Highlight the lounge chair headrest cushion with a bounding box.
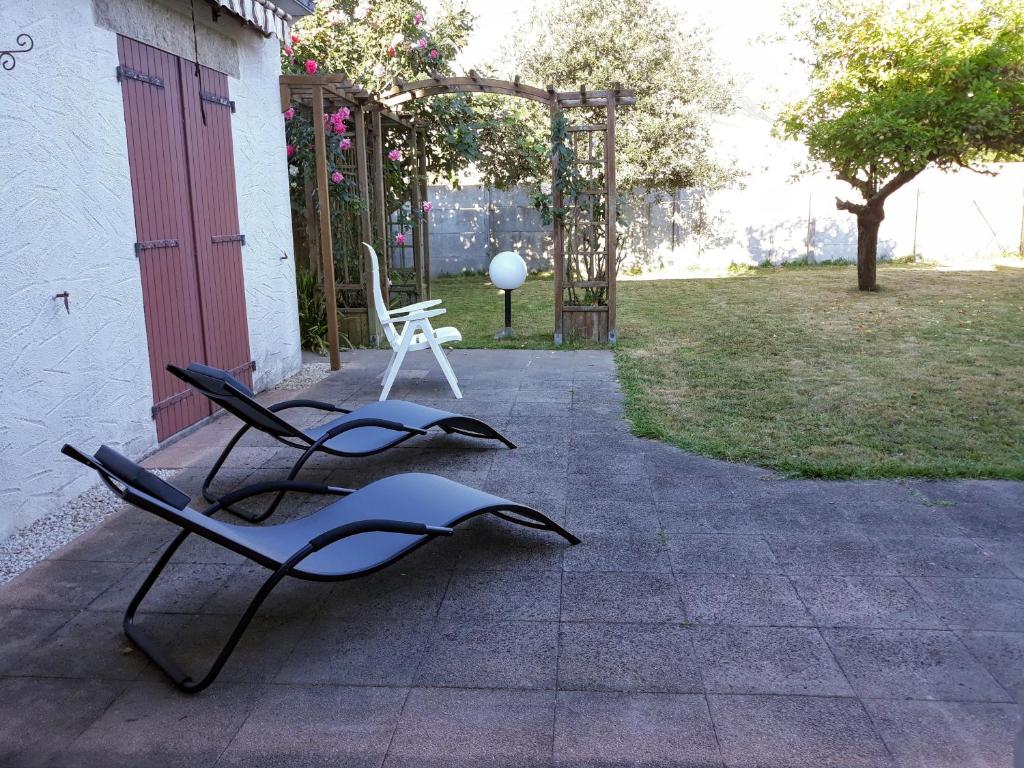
[186,363,253,398]
[95,446,191,510]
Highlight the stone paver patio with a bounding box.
[0,350,1021,767]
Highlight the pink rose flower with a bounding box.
[337,107,351,121]
[428,48,439,59]
[331,171,344,184]
[417,37,427,49]
[422,201,433,213]
[283,107,295,120]
[339,137,353,151]
[414,11,424,25]
[395,233,407,246]
[304,59,318,75]
[286,144,295,157]
[387,148,402,162]
[291,34,299,44]
[283,45,293,56]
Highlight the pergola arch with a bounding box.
[382,72,636,345]
[380,73,636,111]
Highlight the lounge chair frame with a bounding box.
[168,364,515,523]
[63,444,579,694]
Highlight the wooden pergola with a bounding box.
[281,71,635,363]
[280,74,431,369]
[381,74,636,345]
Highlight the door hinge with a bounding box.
[200,90,235,113]
[227,360,256,377]
[151,389,193,418]
[211,233,245,245]
[116,65,164,88]
[135,239,179,256]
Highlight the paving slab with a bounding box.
[554,691,721,768]
[709,694,895,768]
[677,574,813,626]
[557,621,702,693]
[822,628,1011,702]
[791,576,945,629]
[693,626,853,696]
[383,687,555,768]
[864,699,1021,768]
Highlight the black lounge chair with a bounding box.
[62,443,579,693]
[167,363,515,522]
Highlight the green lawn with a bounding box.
[435,264,1024,479]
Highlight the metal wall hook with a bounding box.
[54,291,70,313]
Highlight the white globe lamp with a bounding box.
[488,251,528,339]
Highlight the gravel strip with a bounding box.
[0,469,176,584]
[274,361,332,391]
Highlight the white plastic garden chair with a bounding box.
[364,243,463,401]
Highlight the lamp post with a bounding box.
[488,251,527,339]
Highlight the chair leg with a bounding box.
[427,334,462,399]
[381,346,398,384]
[123,531,294,693]
[381,324,414,401]
[224,445,321,524]
[201,423,252,507]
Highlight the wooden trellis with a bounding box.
[279,74,431,369]
[381,74,634,345]
[282,71,634,363]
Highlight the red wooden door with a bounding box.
[118,37,253,440]
[180,62,253,391]
[118,37,210,439]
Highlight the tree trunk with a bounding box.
[855,205,885,291]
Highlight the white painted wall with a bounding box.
[0,0,300,538]
[228,16,302,390]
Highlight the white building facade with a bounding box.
[0,0,308,536]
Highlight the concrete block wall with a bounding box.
[425,168,1024,276]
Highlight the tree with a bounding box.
[487,0,737,194]
[286,0,483,183]
[777,0,1024,290]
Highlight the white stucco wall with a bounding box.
[0,0,300,538]
[228,24,302,391]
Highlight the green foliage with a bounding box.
[501,0,738,193]
[287,0,481,184]
[435,265,1024,479]
[295,266,330,355]
[778,0,1024,202]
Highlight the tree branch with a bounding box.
[954,156,998,177]
[873,169,920,203]
[835,170,871,197]
[835,197,865,214]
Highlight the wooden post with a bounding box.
[551,98,564,345]
[605,94,617,345]
[417,127,431,299]
[353,105,382,345]
[371,109,390,312]
[312,83,341,370]
[408,123,424,302]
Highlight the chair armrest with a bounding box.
[201,481,353,515]
[388,307,447,324]
[269,399,351,414]
[307,519,454,552]
[388,299,442,315]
